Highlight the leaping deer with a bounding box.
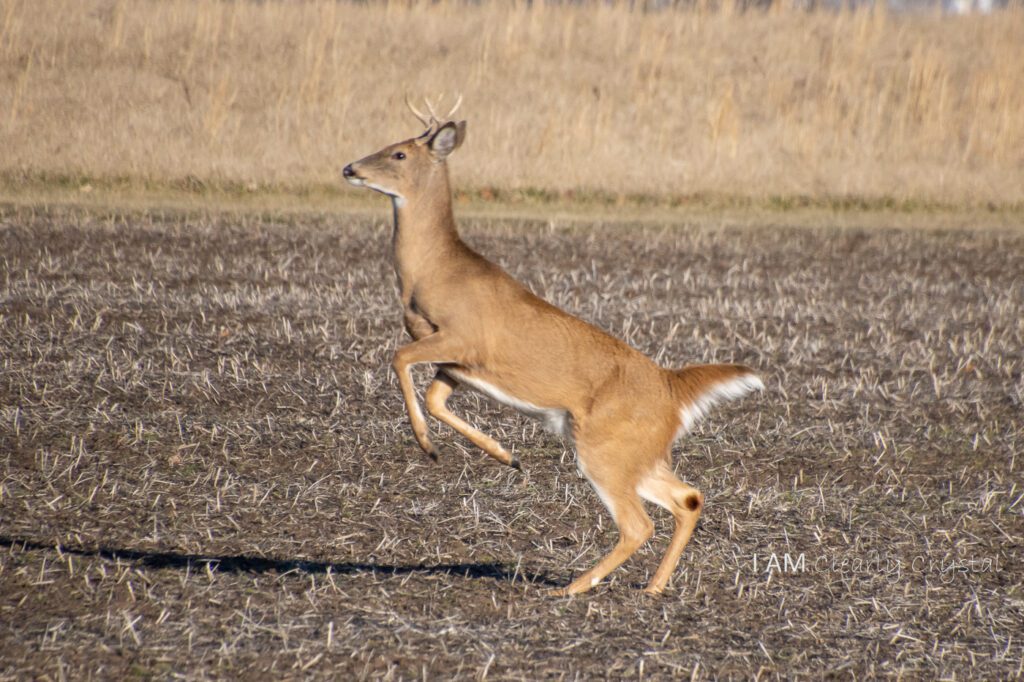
[342,96,763,595]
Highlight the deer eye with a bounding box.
[392,151,406,160]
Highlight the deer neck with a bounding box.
[391,163,460,293]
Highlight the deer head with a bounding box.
[343,95,466,205]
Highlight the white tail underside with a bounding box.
[679,373,764,435]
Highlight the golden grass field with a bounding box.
[1,0,1022,207]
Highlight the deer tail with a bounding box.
[672,363,764,434]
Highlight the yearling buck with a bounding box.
[343,96,763,595]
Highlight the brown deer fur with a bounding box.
[343,116,763,595]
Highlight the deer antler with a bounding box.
[428,93,463,121]
[423,95,441,123]
[445,93,463,119]
[406,93,463,141]
[405,95,432,129]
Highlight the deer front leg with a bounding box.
[391,332,466,461]
[425,371,520,469]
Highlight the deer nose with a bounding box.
[342,165,355,178]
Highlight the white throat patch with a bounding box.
[346,175,404,205]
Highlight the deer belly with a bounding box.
[447,369,571,438]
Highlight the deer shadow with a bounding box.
[0,535,562,587]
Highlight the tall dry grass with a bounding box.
[1,0,1022,205]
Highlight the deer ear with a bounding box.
[429,121,466,160]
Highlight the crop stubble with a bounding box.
[0,205,1022,678]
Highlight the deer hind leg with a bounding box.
[636,464,704,594]
[391,332,468,461]
[557,457,655,595]
[424,371,519,469]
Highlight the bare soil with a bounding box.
[1,205,1022,679]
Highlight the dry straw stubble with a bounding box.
[1,207,1022,677]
